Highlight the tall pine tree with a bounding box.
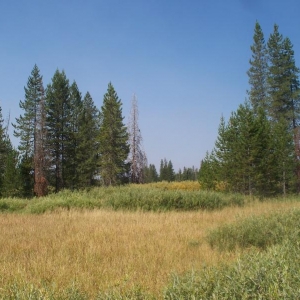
[45,69,70,192]
[13,64,45,196]
[247,21,268,113]
[98,83,129,186]
[77,92,100,188]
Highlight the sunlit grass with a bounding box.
[1,199,300,298]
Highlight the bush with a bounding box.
[164,238,300,299]
[207,208,300,251]
[0,199,28,212]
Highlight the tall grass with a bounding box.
[1,201,300,298]
[0,184,246,214]
[207,208,300,251]
[165,207,300,299]
[164,239,300,299]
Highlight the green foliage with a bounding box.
[0,199,27,212]
[2,148,21,198]
[143,164,158,183]
[45,69,71,192]
[98,83,129,186]
[76,92,100,188]
[0,185,245,214]
[64,81,83,190]
[13,64,44,158]
[159,158,175,182]
[103,187,244,211]
[0,280,153,299]
[267,24,300,126]
[247,21,268,113]
[164,239,300,299]
[202,104,282,195]
[207,208,300,251]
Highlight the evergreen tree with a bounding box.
[167,160,175,182]
[98,83,129,186]
[209,103,277,195]
[34,93,48,197]
[271,118,296,195]
[159,158,168,181]
[198,151,219,190]
[2,147,21,198]
[13,64,44,196]
[267,24,300,126]
[45,69,70,192]
[77,92,100,188]
[144,164,158,183]
[64,81,82,189]
[247,21,268,113]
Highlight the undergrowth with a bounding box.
[207,208,300,251]
[0,185,245,214]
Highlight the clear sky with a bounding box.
[1,0,300,171]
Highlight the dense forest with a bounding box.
[199,22,300,196]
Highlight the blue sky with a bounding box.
[1,0,300,171]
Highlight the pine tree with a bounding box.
[247,21,268,113]
[64,81,82,189]
[198,151,219,190]
[2,147,21,198]
[271,118,296,195]
[267,24,300,126]
[45,69,70,192]
[34,93,48,197]
[211,103,277,195]
[13,64,44,196]
[77,92,100,188]
[167,160,175,182]
[128,94,147,183]
[98,83,129,186]
[144,164,158,183]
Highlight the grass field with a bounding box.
[1,184,300,299]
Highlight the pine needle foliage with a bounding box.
[98,83,129,186]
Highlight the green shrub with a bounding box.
[207,208,300,251]
[0,199,28,213]
[164,238,300,299]
[0,185,246,214]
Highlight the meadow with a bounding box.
[0,182,300,299]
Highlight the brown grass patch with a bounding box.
[0,200,300,297]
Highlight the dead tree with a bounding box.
[128,94,147,183]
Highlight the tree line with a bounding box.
[0,66,198,198]
[199,22,300,196]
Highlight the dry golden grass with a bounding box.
[1,200,300,297]
[144,180,201,191]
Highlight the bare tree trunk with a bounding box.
[128,94,147,183]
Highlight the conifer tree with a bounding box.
[45,69,70,192]
[13,64,44,196]
[64,81,82,189]
[77,92,100,188]
[34,93,48,197]
[198,151,219,190]
[267,24,300,126]
[128,94,147,183]
[98,83,129,186]
[144,164,158,183]
[247,21,268,113]
[2,147,21,197]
